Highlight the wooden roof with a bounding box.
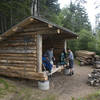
[0,16,78,40]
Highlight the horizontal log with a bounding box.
[0,56,37,61]
[25,75,48,81]
[0,45,36,48]
[14,28,57,35]
[23,23,47,29]
[14,32,37,35]
[0,68,46,78]
[1,38,36,44]
[0,59,37,64]
[0,42,36,47]
[6,38,36,42]
[0,71,47,80]
[0,44,36,48]
[0,47,37,50]
[76,51,95,57]
[18,27,52,33]
[14,32,37,36]
[0,49,36,54]
[8,34,36,39]
[0,71,25,78]
[2,39,36,44]
[0,66,36,72]
[0,63,37,68]
[0,53,37,57]
[0,62,37,66]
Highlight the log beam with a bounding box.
[37,34,42,73]
[64,40,67,52]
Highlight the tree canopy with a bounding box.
[0,0,60,33]
[0,0,100,54]
[56,2,91,32]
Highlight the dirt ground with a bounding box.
[0,62,99,100]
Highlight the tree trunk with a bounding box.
[1,15,4,33]
[31,0,34,16]
[10,8,13,26]
[34,0,38,16]
[31,0,38,16]
[4,16,7,31]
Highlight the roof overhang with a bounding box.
[0,16,78,41]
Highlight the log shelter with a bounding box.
[0,16,77,81]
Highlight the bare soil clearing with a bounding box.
[0,63,99,100]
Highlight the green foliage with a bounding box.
[39,0,60,14]
[0,0,32,33]
[56,2,98,53]
[57,2,91,32]
[78,29,96,50]
[0,78,9,90]
[95,30,100,55]
[0,0,60,33]
[72,97,75,100]
[43,95,56,100]
[68,29,97,53]
[0,78,16,98]
[39,0,60,23]
[75,91,100,100]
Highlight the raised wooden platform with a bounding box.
[47,65,64,76]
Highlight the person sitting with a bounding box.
[42,56,53,73]
[44,48,55,66]
[58,49,67,67]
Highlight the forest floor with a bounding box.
[0,62,99,100]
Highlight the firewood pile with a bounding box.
[94,55,100,69]
[95,55,100,61]
[87,55,100,86]
[87,69,100,86]
[76,50,96,66]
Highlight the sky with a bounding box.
[58,0,100,29]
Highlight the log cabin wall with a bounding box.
[0,32,38,79]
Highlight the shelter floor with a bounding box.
[0,62,99,100]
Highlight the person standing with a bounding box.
[59,49,67,66]
[67,48,74,75]
[44,48,55,66]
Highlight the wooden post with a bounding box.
[37,34,42,73]
[64,40,67,52]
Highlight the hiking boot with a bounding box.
[68,72,72,76]
[72,71,74,75]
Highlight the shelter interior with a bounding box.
[42,34,66,65]
[42,33,68,75]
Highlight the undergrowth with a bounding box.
[72,91,100,100]
[0,78,16,98]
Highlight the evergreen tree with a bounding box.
[0,0,60,33]
[0,0,32,34]
[57,2,91,32]
[39,0,60,22]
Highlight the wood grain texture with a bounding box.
[36,34,42,73]
[0,31,39,80]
